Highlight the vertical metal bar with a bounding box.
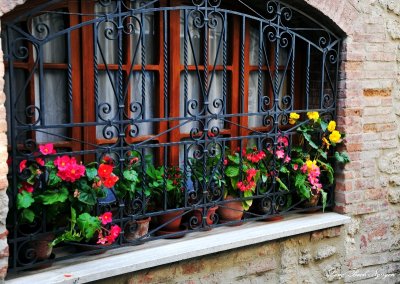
[38,44,45,126]
[305,43,310,110]
[290,35,295,111]
[222,11,227,117]
[67,31,73,122]
[320,50,326,110]
[257,21,262,113]
[183,9,188,117]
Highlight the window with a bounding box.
[3,0,341,272]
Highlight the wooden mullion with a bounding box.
[81,0,96,160]
[168,10,181,166]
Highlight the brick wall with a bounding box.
[0,0,400,282]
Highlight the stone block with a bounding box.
[314,246,337,261]
[322,263,342,282]
[299,249,312,265]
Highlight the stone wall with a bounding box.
[0,0,399,282]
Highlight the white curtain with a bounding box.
[32,11,68,143]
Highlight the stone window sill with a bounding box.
[7,212,350,284]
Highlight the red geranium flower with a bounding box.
[98,164,114,179]
[35,158,45,166]
[54,155,71,171]
[19,160,27,173]
[103,174,119,188]
[18,182,34,193]
[99,212,113,225]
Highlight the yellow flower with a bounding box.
[329,130,341,144]
[289,112,300,125]
[327,121,336,132]
[307,111,319,122]
[322,137,330,149]
[305,160,317,172]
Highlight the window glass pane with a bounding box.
[32,10,68,63]
[209,12,224,65]
[95,3,118,64]
[96,71,118,140]
[129,1,156,65]
[180,11,201,65]
[129,72,156,136]
[34,70,69,142]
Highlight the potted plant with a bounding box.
[220,146,268,223]
[146,164,185,232]
[288,111,350,211]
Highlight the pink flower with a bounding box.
[293,164,298,171]
[276,150,285,159]
[277,136,289,148]
[284,155,291,163]
[39,143,55,155]
[19,160,27,173]
[99,212,113,225]
[54,155,71,170]
[57,161,85,182]
[223,159,228,166]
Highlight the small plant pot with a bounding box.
[157,210,185,231]
[28,233,54,261]
[191,206,219,228]
[217,196,244,225]
[124,217,151,242]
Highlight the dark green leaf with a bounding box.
[318,149,328,160]
[320,120,328,132]
[48,169,62,186]
[295,174,310,199]
[335,151,350,164]
[21,208,35,223]
[321,190,327,212]
[302,132,319,149]
[39,187,69,205]
[17,191,34,209]
[78,190,97,206]
[86,167,97,181]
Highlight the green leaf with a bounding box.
[77,213,101,241]
[227,154,240,165]
[276,177,288,191]
[17,191,34,209]
[320,120,328,132]
[123,169,139,182]
[78,190,97,206]
[51,231,82,247]
[280,166,289,174]
[45,160,56,169]
[21,208,35,223]
[86,167,97,181]
[335,151,350,164]
[295,174,310,199]
[39,187,69,205]
[321,190,327,212]
[225,166,239,177]
[318,160,334,184]
[318,149,328,160]
[48,169,62,186]
[302,132,319,149]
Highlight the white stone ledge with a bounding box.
[7,212,350,284]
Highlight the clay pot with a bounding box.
[158,210,185,231]
[29,233,54,261]
[192,206,219,227]
[217,196,244,223]
[124,217,151,241]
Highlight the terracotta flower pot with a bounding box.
[192,206,219,227]
[158,210,185,231]
[124,217,151,242]
[217,196,244,223]
[29,233,54,261]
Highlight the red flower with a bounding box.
[6,157,12,167]
[98,164,114,179]
[99,212,113,225]
[19,160,27,173]
[246,168,258,182]
[35,158,45,166]
[57,161,85,182]
[107,225,121,243]
[18,182,34,193]
[103,175,119,188]
[39,143,55,155]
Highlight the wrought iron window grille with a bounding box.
[2,0,341,272]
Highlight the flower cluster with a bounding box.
[237,168,258,192]
[300,160,322,194]
[97,212,122,245]
[54,156,86,182]
[98,163,119,188]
